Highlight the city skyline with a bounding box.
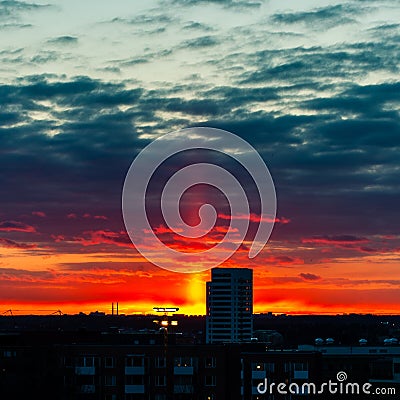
[1,0,400,316]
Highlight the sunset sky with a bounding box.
[1,0,400,316]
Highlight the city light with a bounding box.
[153,307,179,313]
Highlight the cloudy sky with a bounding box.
[1,0,400,315]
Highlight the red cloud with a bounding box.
[0,238,37,249]
[264,255,304,266]
[0,220,36,233]
[94,215,108,220]
[169,236,215,252]
[218,213,290,224]
[302,235,369,246]
[51,234,65,242]
[32,211,46,218]
[150,225,182,235]
[75,230,133,248]
[299,273,322,281]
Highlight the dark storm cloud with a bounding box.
[0,75,148,225]
[0,111,20,125]
[2,0,400,246]
[238,44,397,85]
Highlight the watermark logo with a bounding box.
[336,371,347,382]
[122,127,276,273]
[257,371,396,396]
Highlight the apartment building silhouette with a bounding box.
[206,268,253,344]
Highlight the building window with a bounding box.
[104,395,117,400]
[76,375,95,385]
[156,357,166,368]
[126,375,144,385]
[77,356,99,367]
[174,356,192,367]
[155,395,166,400]
[205,356,216,368]
[2,350,17,358]
[252,362,275,372]
[155,375,166,387]
[284,362,291,373]
[252,362,264,371]
[104,375,116,386]
[105,357,115,368]
[205,375,217,386]
[126,355,144,367]
[125,395,145,400]
[64,356,73,367]
[294,362,308,371]
[174,375,192,386]
[265,363,275,373]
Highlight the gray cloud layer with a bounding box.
[1,0,399,248]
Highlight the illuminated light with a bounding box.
[161,320,169,327]
[171,321,178,326]
[153,307,179,312]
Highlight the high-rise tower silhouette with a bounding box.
[206,267,253,343]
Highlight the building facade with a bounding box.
[206,268,253,344]
[1,330,399,399]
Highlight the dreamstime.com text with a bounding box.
[257,371,396,396]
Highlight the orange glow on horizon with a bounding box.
[1,237,400,316]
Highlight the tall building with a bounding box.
[206,267,253,343]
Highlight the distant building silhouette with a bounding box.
[206,267,253,343]
[1,315,400,399]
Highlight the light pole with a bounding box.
[153,307,179,399]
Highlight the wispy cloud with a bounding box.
[0,220,36,232]
[47,35,78,45]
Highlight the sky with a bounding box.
[1,0,400,316]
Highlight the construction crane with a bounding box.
[1,309,16,328]
[2,309,64,316]
[49,310,63,315]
